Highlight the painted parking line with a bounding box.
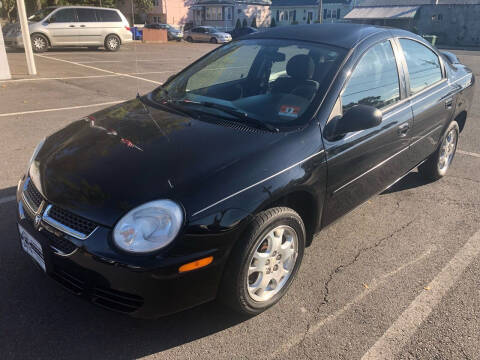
[0,74,120,83]
[0,100,125,118]
[0,195,16,205]
[361,228,480,360]
[35,54,162,85]
[458,149,480,158]
[76,58,187,64]
[265,246,435,359]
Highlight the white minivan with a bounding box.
[4,6,132,52]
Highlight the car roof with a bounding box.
[53,6,120,11]
[249,23,390,49]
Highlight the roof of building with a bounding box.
[271,0,351,6]
[345,6,420,19]
[356,0,480,6]
[248,23,388,48]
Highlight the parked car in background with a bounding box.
[144,23,183,41]
[4,6,132,52]
[228,26,258,39]
[16,24,474,318]
[184,26,232,43]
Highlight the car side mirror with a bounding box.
[47,16,54,23]
[324,104,382,140]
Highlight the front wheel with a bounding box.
[104,34,120,52]
[31,34,48,53]
[418,121,459,181]
[186,36,193,42]
[210,37,218,44]
[220,207,305,315]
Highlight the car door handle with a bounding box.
[398,123,410,136]
[445,98,453,109]
[69,25,76,27]
[80,25,86,28]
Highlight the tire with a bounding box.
[31,34,48,53]
[418,121,459,181]
[104,34,121,52]
[220,207,305,316]
[210,37,218,44]
[186,36,193,42]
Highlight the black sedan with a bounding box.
[17,24,474,318]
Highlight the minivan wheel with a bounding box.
[105,34,120,51]
[419,121,459,181]
[220,207,305,315]
[186,36,193,42]
[210,37,218,44]
[31,34,48,53]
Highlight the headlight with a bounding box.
[27,138,45,171]
[113,200,183,253]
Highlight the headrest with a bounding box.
[286,55,315,80]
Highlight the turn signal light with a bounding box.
[179,256,213,273]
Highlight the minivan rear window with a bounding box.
[77,8,97,22]
[95,9,121,22]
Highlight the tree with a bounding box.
[235,18,241,30]
[242,18,247,28]
[251,16,257,28]
[270,17,276,27]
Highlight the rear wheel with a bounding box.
[31,34,48,53]
[104,34,120,52]
[220,207,305,315]
[418,121,459,181]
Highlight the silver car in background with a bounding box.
[4,6,132,52]
[184,26,232,44]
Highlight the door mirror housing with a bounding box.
[324,104,382,140]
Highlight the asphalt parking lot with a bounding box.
[1,43,479,360]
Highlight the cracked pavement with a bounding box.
[1,45,479,360]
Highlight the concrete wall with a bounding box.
[416,4,480,46]
[0,24,11,80]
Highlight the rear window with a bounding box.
[77,8,97,22]
[95,9,121,22]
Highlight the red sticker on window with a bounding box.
[279,105,301,118]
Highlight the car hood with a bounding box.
[30,98,287,227]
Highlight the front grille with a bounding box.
[43,231,78,255]
[92,287,144,313]
[24,179,43,211]
[51,268,144,313]
[47,206,98,236]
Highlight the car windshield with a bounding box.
[151,39,346,129]
[28,7,56,22]
[207,28,219,33]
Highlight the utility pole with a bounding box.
[17,0,37,75]
[318,0,323,24]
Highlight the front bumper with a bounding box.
[4,34,24,48]
[16,178,231,318]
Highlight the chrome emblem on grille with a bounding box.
[34,215,42,228]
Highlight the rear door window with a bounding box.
[95,9,121,22]
[77,8,97,22]
[399,39,443,94]
[51,9,77,23]
[342,41,400,112]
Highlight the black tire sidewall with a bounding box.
[222,207,305,315]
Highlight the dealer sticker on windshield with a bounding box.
[279,105,301,118]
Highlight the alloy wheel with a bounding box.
[246,225,298,302]
[438,128,457,172]
[32,36,46,52]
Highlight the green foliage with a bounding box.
[251,16,257,28]
[270,17,276,27]
[132,0,153,13]
[242,18,247,28]
[235,18,241,30]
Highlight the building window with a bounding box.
[276,10,279,22]
[153,0,160,7]
[206,7,222,21]
[289,10,295,22]
[225,7,232,20]
[323,9,327,19]
[337,9,341,19]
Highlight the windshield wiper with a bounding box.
[170,99,279,133]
